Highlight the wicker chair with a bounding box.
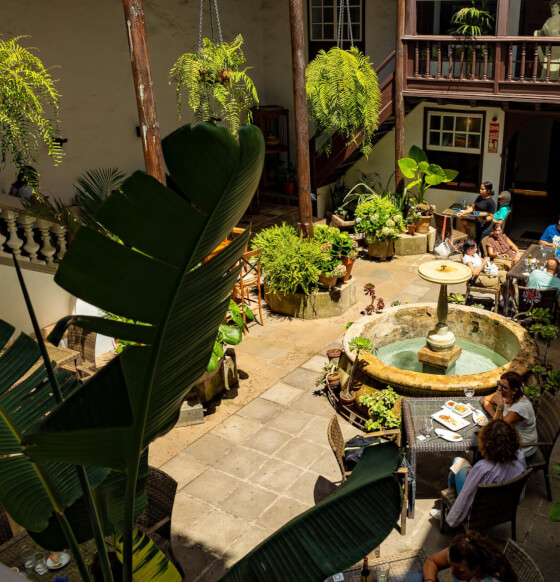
[522,390,560,501]
[137,467,184,578]
[327,415,408,535]
[433,210,468,247]
[61,325,97,379]
[439,469,532,540]
[0,504,13,545]
[503,539,545,582]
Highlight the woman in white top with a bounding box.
[462,239,506,289]
[482,371,537,457]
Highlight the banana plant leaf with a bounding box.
[0,321,109,533]
[218,443,403,582]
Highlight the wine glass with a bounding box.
[420,417,433,438]
[464,386,475,398]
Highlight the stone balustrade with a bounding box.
[0,194,69,271]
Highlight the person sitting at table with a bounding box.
[462,239,506,291]
[539,215,560,247]
[429,420,526,526]
[457,182,496,249]
[485,222,522,271]
[527,257,560,305]
[423,531,518,582]
[482,371,537,458]
[493,190,512,226]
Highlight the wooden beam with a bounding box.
[395,0,406,188]
[123,0,165,184]
[289,0,313,238]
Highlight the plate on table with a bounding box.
[435,428,464,442]
[472,409,489,426]
[47,551,70,570]
[432,409,471,431]
[443,400,472,417]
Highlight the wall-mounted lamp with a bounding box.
[135,126,141,138]
[53,137,68,147]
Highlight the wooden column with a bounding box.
[289,0,313,238]
[123,0,166,184]
[395,0,406,188]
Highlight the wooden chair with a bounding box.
[464,268,502,313]
[0,505,13,545]
[522,390,560,501]
[439,469,533,540]
[504,539,545,582]
[327,415,408,535]
[433,210,468,247]
[137,467,184,578]
[61,325,97,379]
[233,247,263,327]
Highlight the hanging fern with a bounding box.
[169,35,259,136]
[306,46,381,157]
[0,36,62,170]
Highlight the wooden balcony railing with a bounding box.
[403,35,560,103]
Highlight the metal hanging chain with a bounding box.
[337,0,354,49]
[214,0,223,44]
[346,0,354,47]
[198,0,223,53]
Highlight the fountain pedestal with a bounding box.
[418,344,462,370]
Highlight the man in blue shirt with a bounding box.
[493,191,511,225]
[527,258,560,305]
[539,216,560,247]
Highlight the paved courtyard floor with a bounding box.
[149,218,560,581]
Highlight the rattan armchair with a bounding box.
[461,245,502,313]
[503,539,545,582]
[61,325,97,379]
[137,466,184,578]
[327,415,407,535]
[522,390,560,501]
[439,469,532,540]
[0,505,13,545]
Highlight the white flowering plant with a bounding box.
[354,197,405,242]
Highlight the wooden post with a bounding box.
[395,0,406,189]
[123,0,166,184]
[289,0,313,238]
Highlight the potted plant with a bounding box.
[358,386,401,433]
[331,231,358,281]
[354,197,404,261]
[316,362,340,390]
[306,47,381,156]
[319,259,346,289]
[277,162,297,196]
[169,35,259,136]
[405,205,421,235]
[398,146,458,234]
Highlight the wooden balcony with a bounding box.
[403,35,560,105]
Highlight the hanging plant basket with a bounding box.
[306,47,381,157]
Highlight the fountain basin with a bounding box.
[342,304,538,397]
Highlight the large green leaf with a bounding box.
[397,157,417,179]
[219,443,403,582]
[0,321,109,533]
[408,145,428,164]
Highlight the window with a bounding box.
[424,110,485,190]
[308,1,364,60]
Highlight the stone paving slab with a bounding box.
[259,381,304,406]
[236,397,285,423]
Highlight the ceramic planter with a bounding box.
[339,389,355,407]
[319,274,338,289]
[341,256,356,281]
[367,239,395,261]
[416,215,432,234]
[407,224,416,235]
[327,372,340,389]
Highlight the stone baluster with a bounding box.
[0,215,8,257]
[0,209,26,260]
[35,219,57,267]
[51,224,68,261]
[17,214,42,264]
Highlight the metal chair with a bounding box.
[61,325,97,379]
[503,539,545,582]
[137,466,184,578]
[522,390,560,501]
[439,469,533,540]
[0,505,13,545]
[433,210,468,247]
[233,247,263,326]
[327,415,408,535]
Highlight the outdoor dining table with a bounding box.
[504,243,556,313]
[401,396,489,518]
[340,548,428,582]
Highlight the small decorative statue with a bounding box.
[534,0,560,80]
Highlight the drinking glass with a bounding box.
[21,548,33,570]
[420,417,433,438]
[376,564,390,582]
[33,552,47,575]
[464,386,475,398]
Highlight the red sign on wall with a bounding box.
[488,121,500,153]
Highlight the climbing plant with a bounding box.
[169,35,259,136]
[0,36,62,170]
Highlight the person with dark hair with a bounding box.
[482,372,537,457]
[462,238,506,290]
[424,531,518,581]
[486,222,522,271]
[429,420,525,526]
[457,182,496,248]
[539,215,560,248]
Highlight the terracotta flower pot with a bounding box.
[282,181,296,196]
[416,215,432,234]
[407,224,416,235]
[339,389,355,407]
[341,256,356,281]
[319,274,338,289]
[367,240,395,261]
[327,372,340,389]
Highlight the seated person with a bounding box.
[527,257,560,305]
[539,216,560,247]
[462,239,506,290]
[485,222,522,271]
[493,190,512,226]
[429,420,526,527]
[457,182,496,247]
[482,372,537,458]
[424,531,518,582]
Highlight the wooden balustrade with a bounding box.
[0,195,69,271]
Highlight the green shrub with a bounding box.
[313,224,340,245]
[355,197,404,242]
[252,223,298,267]
[359,386,401,432]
